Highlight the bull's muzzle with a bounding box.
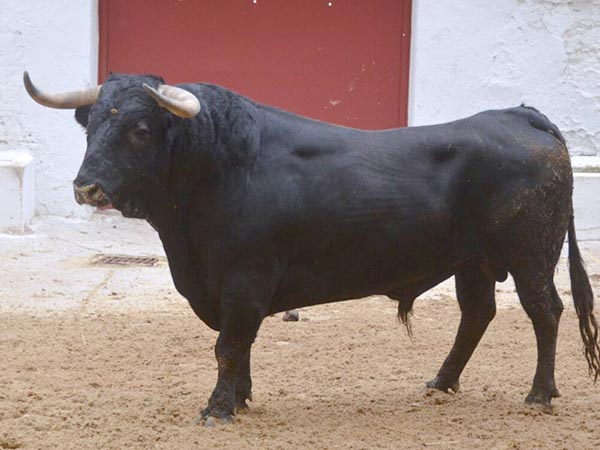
[73,183,112,209]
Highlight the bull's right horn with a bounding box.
[23,71,101,109]
[142,83,201,119]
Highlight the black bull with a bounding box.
[24,72,599,424]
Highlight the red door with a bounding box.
[99,0,411,129]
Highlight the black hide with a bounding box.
[67,73,598,422]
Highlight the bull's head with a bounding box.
[23,72,201,218]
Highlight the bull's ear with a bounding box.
[75,105,92,128]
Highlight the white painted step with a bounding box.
[573,173,600,242]
[0,151,35,233]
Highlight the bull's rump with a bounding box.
[269,107,571,312]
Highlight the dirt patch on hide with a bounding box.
[2,293,600,449]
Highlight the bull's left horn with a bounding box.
[23,71,101,109]
[143,84,201,119]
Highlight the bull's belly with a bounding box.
[270,238,464,313]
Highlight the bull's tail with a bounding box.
[568,213,600,381]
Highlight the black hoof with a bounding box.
[525,391,552,406]
[282,310,300,322]
[193,403,236,426]
[202,415,235,428]
[426,377,460,394]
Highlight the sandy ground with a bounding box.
[1,216,600,449]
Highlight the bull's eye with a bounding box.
[129,122,150,147]
[134,127,149,139]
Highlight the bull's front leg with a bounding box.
[195,268,273,426]
[196,332,255,425]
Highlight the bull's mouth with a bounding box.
[73,183,147,219]
[116,200,147,219]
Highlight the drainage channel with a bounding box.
[90,254,161,267]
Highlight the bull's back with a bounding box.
[269,124,468,310]
[265,106,571,311]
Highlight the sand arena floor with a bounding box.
[1,215,600,449]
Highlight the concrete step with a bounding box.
[0,151,35,233]
[573,173,600,242]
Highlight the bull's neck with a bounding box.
[147,87,263,230]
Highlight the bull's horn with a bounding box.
[143,83,201,119]
[23,71,101,109]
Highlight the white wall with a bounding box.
[1,0,598,218]
[410,0,600,156]
[0,0,98,217]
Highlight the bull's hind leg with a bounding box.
[427,263,496,393]
[512,270,563,405]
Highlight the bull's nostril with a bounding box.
[73,183,111,207]
[76,184,98,195]
[74,183,101,205]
